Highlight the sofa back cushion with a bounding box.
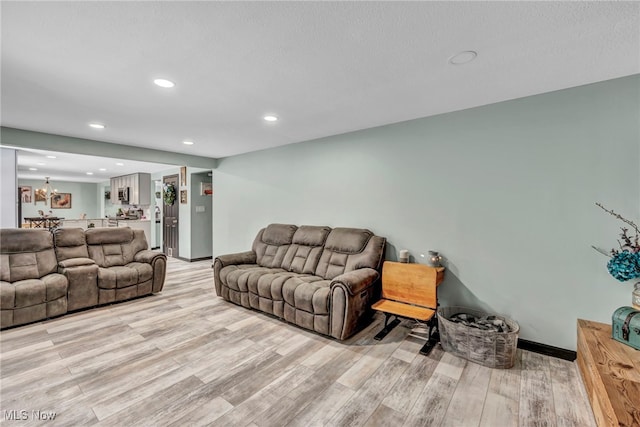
[53,228,89,261]
[0,229,57,282]
[85,227,147,267]
[252,224,297,268]
[281,225,331,274]
[315,228,386,279]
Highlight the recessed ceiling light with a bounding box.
[448,50,477,65]
[182,140,194,145]
[37,162,45,166]
[154,78,175,88]
[99,168,107,171]
[29,167,38,171]
[89,123,105,129]
[116,162,124,166]
[263,115,278,122]
[86,172,94,175]
[46,155,57,159]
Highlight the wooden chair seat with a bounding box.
[372,261,445,355]
[371,299,435,321]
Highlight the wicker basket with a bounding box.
[438,306,519,369]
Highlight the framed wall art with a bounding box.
[51,193,72,209]
[34,189,47,204]
[20,186,32,203]
[180,166,187,187]
[200,182,213,196]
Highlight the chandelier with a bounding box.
[36,177,58,204]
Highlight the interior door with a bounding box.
[162,174,179,257]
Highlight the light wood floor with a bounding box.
[0,257,596,426]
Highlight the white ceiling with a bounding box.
[11,147,173,184]
[2,1,639,163]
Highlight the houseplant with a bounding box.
[595,203,640,309]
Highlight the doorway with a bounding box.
[162,174,179,257]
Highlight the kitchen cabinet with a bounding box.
[110,173,151,206]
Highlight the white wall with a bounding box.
[0,148,18,227]
[212,75,640,350]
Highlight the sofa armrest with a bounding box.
[57,261,99,311]
[58,257,95,268]
[134,250,167,293]
[330,268,379,296]
[134,250,166,265]
[213,251,257,297]
[214,251,257,268]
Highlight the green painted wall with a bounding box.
[212,75,640,350]
[18,178,101,221]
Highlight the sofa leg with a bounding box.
[374,313,400,341]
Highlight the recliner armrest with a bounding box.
[58,257,95,268]
[214,251,257,268]
[134,250,167,264]
[330,268,379,296]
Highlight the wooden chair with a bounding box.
[372,261,445,355]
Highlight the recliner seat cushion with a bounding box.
[97,262,153,289]
[0,273,67,309]
[220,264,286,293]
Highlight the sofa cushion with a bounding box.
[86,227,134,245]
[126,262,153,283]
[262,224,297,245]
[0,229,53,252]
[0,229,58,283]
[97,266,138,289]
[86,228,148,267]
[253,224,297,268]
[315,228,385,280]
[219,264,286,293]
[0,281,14,309]
[5,273,67,309]
[282,276,331,314]
[53,228,89,261]
[324,228,372,253]
[281,226,331,274]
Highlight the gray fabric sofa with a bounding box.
[0,227,166,329]
[213,224,386,340]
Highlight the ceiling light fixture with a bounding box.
[86,172,94,175]
[99,168,107,171]
[154,78,175,88]
[116,162,124,166]
[39,177,58,199]
[46,155,57,159]
[89,123,105,129]
[182,140,194,145]
[29,167,38,171]
[448,50,477,65]
[263,115,278,122]
[37,162,45,166]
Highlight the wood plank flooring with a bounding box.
[0,257,596,426]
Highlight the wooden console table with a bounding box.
[577,319,640,426]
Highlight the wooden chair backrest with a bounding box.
[381,262,441,309]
